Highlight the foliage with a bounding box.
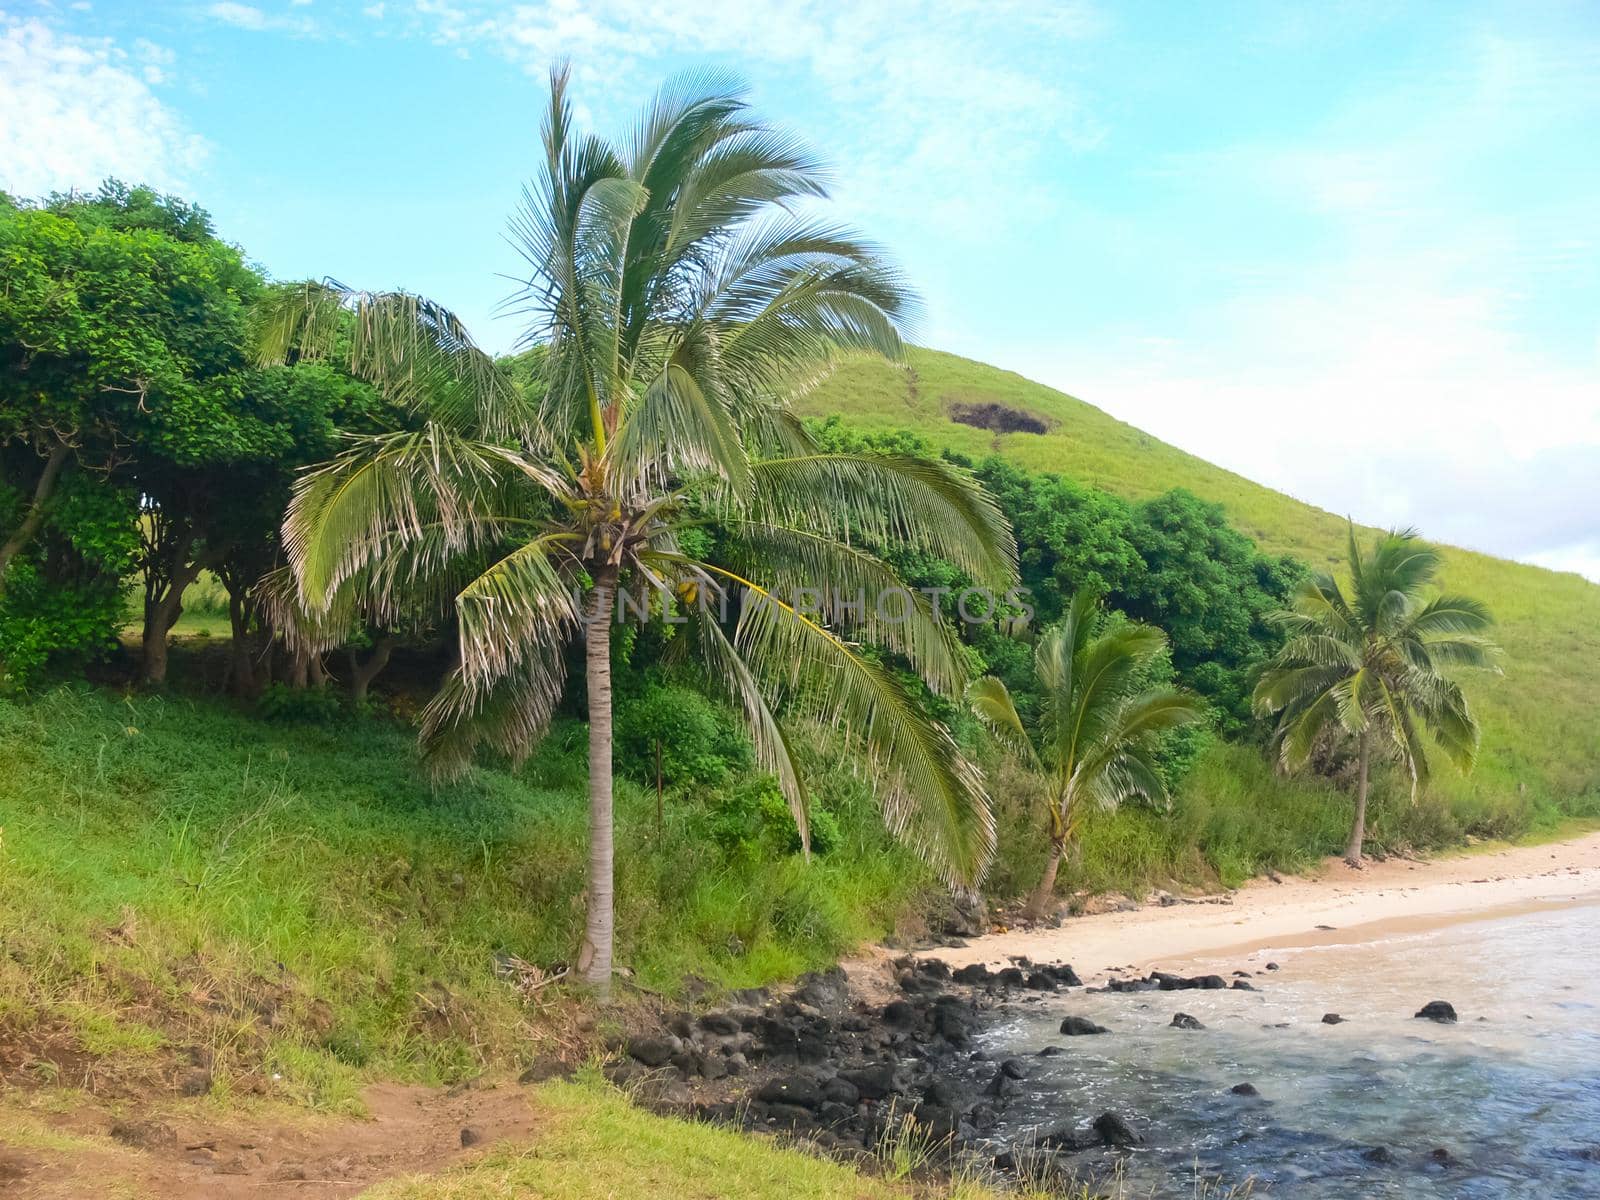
[797,347,1600,822]
[0,687,932,1105]
[614,676,750,787]
[1255,525,1501,863]
[969,590,1205,910]
[265,68,1017,996]
[257,680,347,723]
[0,470,140,685]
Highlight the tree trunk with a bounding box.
[227,588,256,697]
[1029,840,1066,920]
[142,558,201,685]
[579,565,620,999]
[348,634,395,706]
[0,440,71,600]
[1346,730,1371,868]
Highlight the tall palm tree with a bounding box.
[968,590,1202,917]
[1254,525,1499,867]
[259,67,1015,999]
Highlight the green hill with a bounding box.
[797,348,1600,813]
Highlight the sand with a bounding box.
[917,831,1600,982]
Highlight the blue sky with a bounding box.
[3,0,1598,579]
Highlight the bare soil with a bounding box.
[0,1077,539,1199]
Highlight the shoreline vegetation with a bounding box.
[1,72,1596,1200]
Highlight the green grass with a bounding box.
[0,687,932,1108]
[801,349,1600,822]
[360,1073,1002,1200]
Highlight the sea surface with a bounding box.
[977,899,1600,1198]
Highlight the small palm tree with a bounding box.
[968,590,1203,917]
[1254,525,1499,867]
[261,67,1015,998]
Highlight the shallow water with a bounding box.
[979,899,1600,1197]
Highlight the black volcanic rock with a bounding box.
[1059,1015,1109,1036]
[1415,1000,1458,1023]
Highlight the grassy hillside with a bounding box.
[0,688,932,1110]
[799,349,1600,814]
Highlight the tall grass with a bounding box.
[0,687,932,1107]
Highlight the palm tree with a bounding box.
[259,66,1016,999]
[1254,525,1499,867]
[968,590,1203,918]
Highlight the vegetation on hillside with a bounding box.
[1256,526,1500,866]
[261,68,1013,997]
[799,349,1600,831]
[969,589,1204,914]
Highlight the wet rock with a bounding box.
[1059,1015,1109,1036]
[1041,1125,1091,1151]
[841,1063,909,1100]
[952,963,992,984]
[757,1075,824,1109]
[1428,1147,1456,1167]
[995,967,1026,987]
[1232,980,1257,991]
[998,1056,1028,1080]
[626,1036,677,1068]
[924,1077,965,1107]
[1044,963,1084,987]
[881,1000,917,1027]
[1170,1012,1205,1030]
[459,1127,483,1147]
[1037,1045,1065,1057]
[1024,971,1058,990]
[1363,1146,1397,1165]
[1193,974,1228,990]
[1107,976,1157,993]
[1415,1000,1458,1023]
[1321,1013,1345,1025]
[764,1102,816,1128]
[1093,1111,1143,1147]
[820,1076,860,1105]
[1229,1082,1260,1097]
[1265,962,1280,971]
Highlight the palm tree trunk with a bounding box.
[1346,730,1371,868]
[580,564,620,999]
[1029,840,1065,919]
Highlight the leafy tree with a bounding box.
[968,590,1203,916]
[0,186,388,687]
[265,67,1016,998]
[1123,489,1303,734]
[1253,526,1500,866]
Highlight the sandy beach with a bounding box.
[916,830,1600,982]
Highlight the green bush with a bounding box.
[258,682,345,723]
[615,678,749,787]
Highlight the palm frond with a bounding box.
[705,563,994,887]
[745,452,1016,588]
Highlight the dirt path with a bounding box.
[910,831,1600,981]
[0,1078,539,1199]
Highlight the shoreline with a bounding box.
[916,830,1600,982]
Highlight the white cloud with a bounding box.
[0,15,207,198]
[392,1,1103,237]
[205,2,317,34]
[207,2,269,30]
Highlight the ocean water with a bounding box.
[977,900,1600,1198]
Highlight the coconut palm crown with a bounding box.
[258,66,1016,997]
[968,589,1203,916]
[1253,524,1500,866]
